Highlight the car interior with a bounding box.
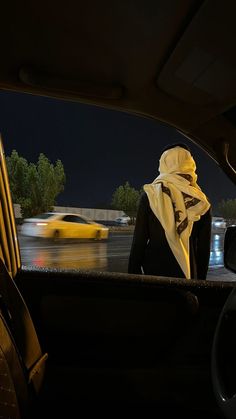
[0,0,236,418]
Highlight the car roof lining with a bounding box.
[0,0,236,180]
[157,1,236,107]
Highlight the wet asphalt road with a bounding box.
[18,230,236,281]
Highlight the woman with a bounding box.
[128,143,212,279]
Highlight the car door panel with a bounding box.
[16,266,233,413]
[73,221,93,239]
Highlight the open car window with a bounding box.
[1,91,236,282]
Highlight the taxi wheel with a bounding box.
[53,230,60,240]
[95,230,101,240]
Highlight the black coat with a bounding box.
[128,192,212,279]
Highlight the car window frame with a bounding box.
[0,134,21,278]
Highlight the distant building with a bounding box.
[53,206,125,222]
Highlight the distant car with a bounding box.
[212,217,226,229]
[114,215,131,225]
[21,212,109,240]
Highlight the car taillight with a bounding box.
[36,222,48,226]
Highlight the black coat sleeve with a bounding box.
[194,207,212,279]
[128,193,149,274]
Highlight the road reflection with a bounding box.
[26,241,108,270]
[210,232,225,267]
[19,231,225,272]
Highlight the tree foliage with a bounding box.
[217,199,236,224]
[6,150,66,218]
[111,181,141,222]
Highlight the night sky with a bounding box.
[0,90,235,212]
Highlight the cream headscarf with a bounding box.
[143,146,210,279]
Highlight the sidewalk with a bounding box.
[207,266,236,282]
[109,225,135,233]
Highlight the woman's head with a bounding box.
[159,144,197,185]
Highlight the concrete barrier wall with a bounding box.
[53,206,125,221]
[13,204,125,221]
[13,204,22,219]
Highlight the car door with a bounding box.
[62,214,95,238]
[0,134,234,416]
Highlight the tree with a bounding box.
[111,181,141,223]
[217,199,236,225]
[6,150,66,218]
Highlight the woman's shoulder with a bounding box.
[140,191,149,204]
[138,192,152,215]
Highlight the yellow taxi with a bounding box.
[21,212,109,240]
